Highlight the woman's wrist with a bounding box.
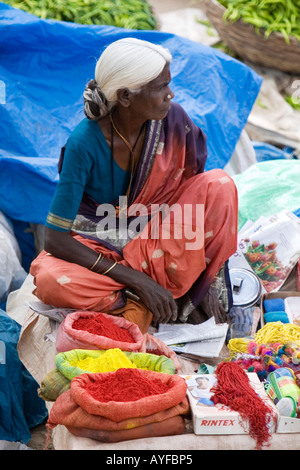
[105,261,143,290]
[91,255,118,275]
[88,251,147,295]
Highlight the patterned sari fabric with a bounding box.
[30,103,238,329]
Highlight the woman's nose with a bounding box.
[166,86,175,100]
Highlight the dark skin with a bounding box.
[44,63,177,325]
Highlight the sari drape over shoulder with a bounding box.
[30,102,238,327]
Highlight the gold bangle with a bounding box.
[102,261,117,275]
[90,253,103,271]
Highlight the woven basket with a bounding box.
[204,0,300,74]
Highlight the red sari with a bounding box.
[30,103,238,331]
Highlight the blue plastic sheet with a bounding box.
[0,309,48,444]
[253,141,295,162]
[0,2,262,224]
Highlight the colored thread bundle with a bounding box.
[227,323,300,380]
[211,362,274,449]
[264,312,289,323]
[228,322,300,357]
[263,298,285,312]
[229,342,300,380]
[255,322,300,345]
[263,298,289,324]
[69,348,137,373]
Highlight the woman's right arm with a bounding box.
[44,226,177,324]
[44,226,100,268]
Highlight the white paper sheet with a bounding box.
[154,317,228,358]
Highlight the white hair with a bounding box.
[83,37,172,120]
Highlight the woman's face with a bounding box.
[128,62,175,121]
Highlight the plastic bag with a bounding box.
[0,310,48,443]
[0,212,27,303]
[233,160,300,231]
[265,367,300,418]
[56,311,144,353]
[0,3,261,224]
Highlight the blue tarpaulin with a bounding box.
[0,2,262,225]
[0,309,48,443]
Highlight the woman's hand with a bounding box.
[44,227,177,325]
[130,271,178,325]
[111,264,177,325]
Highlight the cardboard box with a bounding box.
[182,373,277,435]
[260,291,300,326]
[276,415,300,433]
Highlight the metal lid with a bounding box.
[229,268,261,307]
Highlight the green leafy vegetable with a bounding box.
[218,0,300,44]
[3,0,157,30]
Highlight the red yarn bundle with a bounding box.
[210,362,273,449]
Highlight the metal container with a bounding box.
[229,267,261,308]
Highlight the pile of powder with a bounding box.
[85,368,170,402]
[69,348,137,373]
[72,314,135,343]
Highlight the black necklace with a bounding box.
[110,114,145,200]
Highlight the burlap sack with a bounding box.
[55,348,176,381]
[65,416,185,442]
[38,368,70,401]
[70,369,187,422]
[47,389,190,431]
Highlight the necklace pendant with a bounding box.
[115,204,127,218]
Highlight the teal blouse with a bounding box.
[45,118,130,231]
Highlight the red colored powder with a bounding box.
[85,368,170,402]
[210,362,273,450]
[72,314,134,343]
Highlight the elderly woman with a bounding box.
[30,38,238,333]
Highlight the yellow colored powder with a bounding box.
[70,348,137,373]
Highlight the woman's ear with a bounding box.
[117,88,131,108]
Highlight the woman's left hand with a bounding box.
[108,264,178,324]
